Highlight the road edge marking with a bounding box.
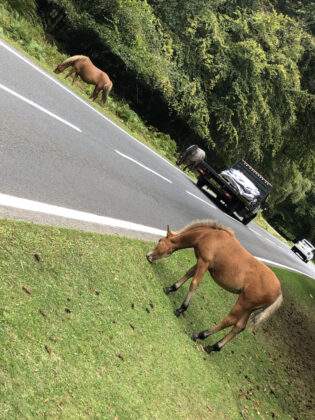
[255,257,313,279]
[0,193,165,236]
[0,192,313,279]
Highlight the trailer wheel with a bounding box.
[196,177,206,189]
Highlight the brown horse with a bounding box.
[146,220,282,353]
[54,55,113,103]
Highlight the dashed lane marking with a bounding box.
[185,191,216,208]
[115,150,172,183]
[0,82,81,132]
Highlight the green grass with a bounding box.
[0,219,314,419]
[254,213,293,247]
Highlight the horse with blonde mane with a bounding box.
[146,220,282,353]
[54,55,113,103]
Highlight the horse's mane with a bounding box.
[61,55,88,65]
[178,219,235,237]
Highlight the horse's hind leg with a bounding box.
[192,311,238,341]
[164,264,197,295]
[102,84,112,103]
[192,294,251,343]
[90,86,101,101]
[204,311,251,353]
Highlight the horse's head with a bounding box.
[54,64,66,74]
[146,226,176,263]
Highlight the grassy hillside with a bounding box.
[0,219,314,418]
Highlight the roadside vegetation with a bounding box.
[0,1,178,164]
[1,0,308,247]
[0,219,314,418]
[5,0,313,244]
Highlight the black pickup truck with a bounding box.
[177,146,272,225]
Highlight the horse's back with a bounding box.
[206,230,281,299]
[63,55,88,65]
[229,239,281,301]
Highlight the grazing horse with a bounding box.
[54,55,113,103]
[146,220,282,353]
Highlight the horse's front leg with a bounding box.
[72,72,78,84]
[164,264,197,295]
[65,67,75,79]
[175,259,209,317]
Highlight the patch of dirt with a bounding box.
[262,294,315,418]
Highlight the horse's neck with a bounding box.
[172,228,220,252]
[63,61,73,69]
[172,230,199,250]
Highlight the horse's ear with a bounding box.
[166,225,175,237]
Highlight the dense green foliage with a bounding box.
[3,0,315,241]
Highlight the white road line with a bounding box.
[249,227,284,250]
[262,235,279,245]
[251,231,274,245]
[115,150,172,183]
[185,191,216,208]
[255,257,313,278]
[0,193,165,236]
[186,191,251,225]
[0,192,313,279]
[0,40,184,172]
[249,227,263,238]
[0,82,81,132]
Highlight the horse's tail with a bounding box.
[248,293,283,331]
[60,55,87,65]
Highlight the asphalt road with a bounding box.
[0,39,314,279]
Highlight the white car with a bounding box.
[291,239,315,263]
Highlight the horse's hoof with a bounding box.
[204,343,221,353]
[174,308,181,317]
[164,285,176,295]
[192,332,207,341]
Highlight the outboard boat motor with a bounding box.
[176,145,206,170]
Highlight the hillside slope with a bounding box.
[0,220,314,418]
